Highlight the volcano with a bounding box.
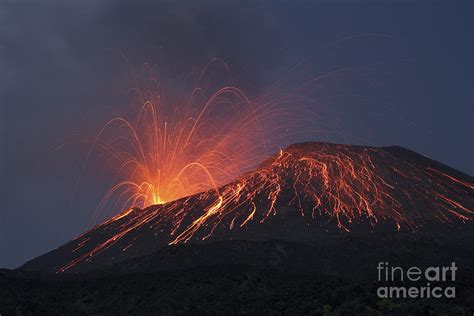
[21,142,474,273]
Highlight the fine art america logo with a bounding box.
[377,262,457,299]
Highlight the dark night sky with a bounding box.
[1,1,472,268]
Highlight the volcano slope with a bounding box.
[3,142,474,315]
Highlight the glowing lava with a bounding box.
[57,142,474,272]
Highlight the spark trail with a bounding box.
[82,60,309,224]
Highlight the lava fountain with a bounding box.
[82,60,309,223]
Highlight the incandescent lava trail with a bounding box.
[22,142,474,273]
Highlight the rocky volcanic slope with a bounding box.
[2,142,474,315]
[21,142,474,273]
[3,235,474,315]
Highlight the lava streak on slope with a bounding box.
[50,142,474,273]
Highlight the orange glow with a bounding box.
[85,60,296,223]
[58,62,473,273]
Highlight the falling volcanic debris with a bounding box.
[22,142,474,273]
[76,61,317,226]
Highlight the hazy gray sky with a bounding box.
[1,1,472,268]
